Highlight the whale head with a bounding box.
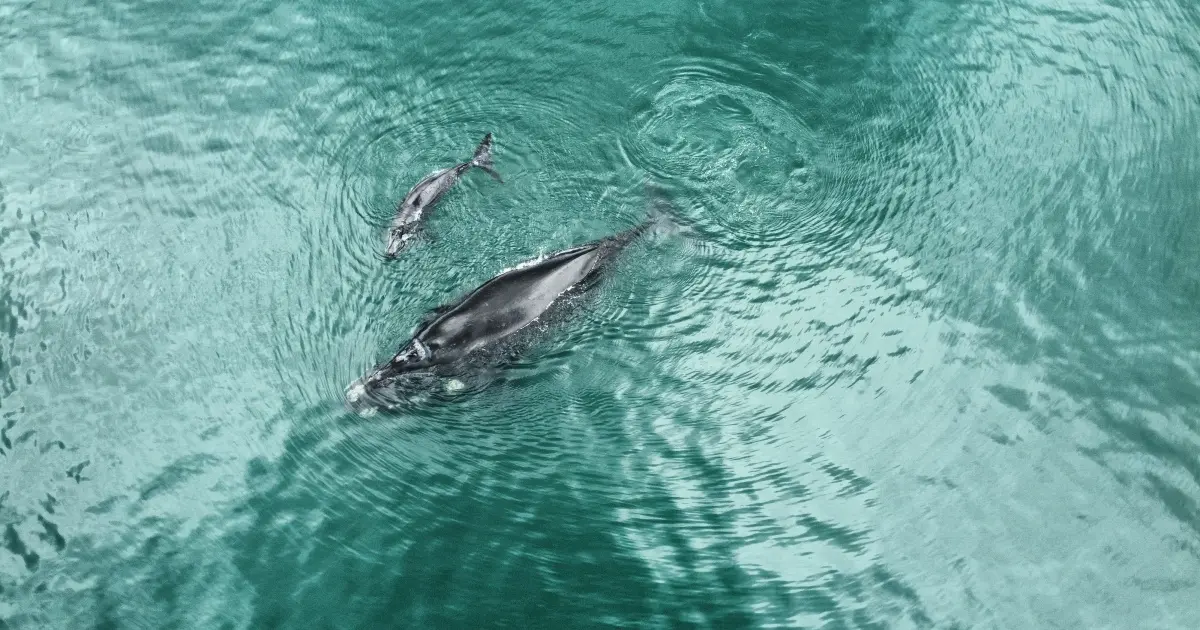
[383,227,419,258]
[344,338,438,414]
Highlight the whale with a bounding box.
[345,190,674,413]
[384,133,502,258]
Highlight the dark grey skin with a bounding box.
[346,211,664,414]
[384,133,502,258]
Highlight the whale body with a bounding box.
[346,214,659,413]
[384,133,502,258]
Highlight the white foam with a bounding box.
[498,252,549,274]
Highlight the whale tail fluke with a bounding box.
[641,180,688,238]
[471,133,503,183]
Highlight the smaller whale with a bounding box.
[346,186,678,414]
[384,133,502,258]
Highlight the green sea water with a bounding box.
[2,0,1199,627]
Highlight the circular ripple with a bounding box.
[618,57,861,252]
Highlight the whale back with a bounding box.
[413,242,606,361]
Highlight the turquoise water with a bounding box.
[2,0,1199,626]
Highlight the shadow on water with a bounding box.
[223,401,774,628]
[222,385,930,629]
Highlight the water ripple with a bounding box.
[4,0,1200,627]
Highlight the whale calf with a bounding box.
[384,133,502,258]
[346,193,673,413]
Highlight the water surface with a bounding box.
[1,0,1198,627]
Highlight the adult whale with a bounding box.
[345,190,675,413]
[383,133,502,258]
